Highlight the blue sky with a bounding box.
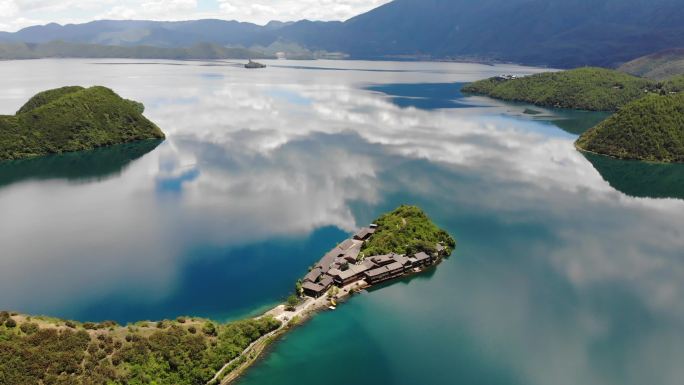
[0,0,391,32]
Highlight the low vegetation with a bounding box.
[0,41,273,61]
[0,311,281,385]
[361,205,455,257]
[462,67,657,111]
[618,48,684,81]
[664,75,684,93]
[576,93,684,162]
[0,86,165,161]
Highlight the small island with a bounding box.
[0,86,165,161]
[0,205,455,385]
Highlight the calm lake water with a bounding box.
[1,59,683,385]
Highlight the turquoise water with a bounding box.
[0,59,683,385]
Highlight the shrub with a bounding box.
[5,318,17,328]
[83,322,97,330]
[202,322,217,337]
[19,322,39,335]
[285,295,300,311]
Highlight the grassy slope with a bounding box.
[576,93,684,162]
[0,311,280,385]
[361,205,456,257]
[462,67,655,111]
[0,86,165,161]
[618,48,684,80]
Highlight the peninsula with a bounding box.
[0,205,455,385]
[461,67,656,111]
[0,86,165,161]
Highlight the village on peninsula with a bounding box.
[300,225,447,299]
[265,205,456,323]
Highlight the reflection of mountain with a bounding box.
[548,110,610,136]
[0,139,162,188]
[371,82,610,136]
[583,152,684,200]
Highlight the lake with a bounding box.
[1,59,683,385]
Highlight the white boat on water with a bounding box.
[245,60,267,69]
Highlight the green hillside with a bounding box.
[462,68,656,111]
[0,312,280,385]
[664,75,684,93]
[361,205,455,257]
[576,93,684,163]
[0,86,164,161]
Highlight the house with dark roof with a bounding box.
[338,238,356,250]
[353,227,376,241]
[302,281,327,298]
[319,275,334,291]
[304,267,323,283]
[328,262,374,286]
[364,261,404,284]
[371,253,401,266]
[411,251,432,267]
[393,254,412,270]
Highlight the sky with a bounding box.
[0,0,392,32]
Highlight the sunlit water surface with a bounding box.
[0,59,683,385]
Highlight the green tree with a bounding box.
[285,295,299,311]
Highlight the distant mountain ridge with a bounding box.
[2,0,684,67]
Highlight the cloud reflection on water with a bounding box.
[0,60,683,385]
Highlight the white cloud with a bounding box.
[217,0,389,24]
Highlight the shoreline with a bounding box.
[213,255,447,385]
[213,278,368,384]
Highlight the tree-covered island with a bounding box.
[0,86,165,161]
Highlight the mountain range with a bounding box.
[2,0,684,68]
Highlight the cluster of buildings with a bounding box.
[495,74,518,80]
[300,224,447,298]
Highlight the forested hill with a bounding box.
[462,68,659,111]
[3,0,684,67]
[576,93,684,163]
